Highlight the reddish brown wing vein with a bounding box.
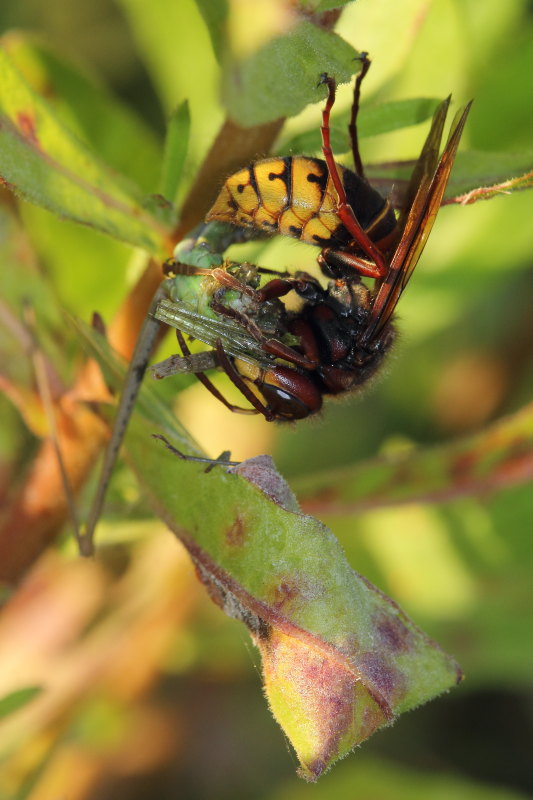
[363,101,472,344]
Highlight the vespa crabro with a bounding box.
[154,56,471,421]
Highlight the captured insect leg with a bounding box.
[255,275,317,303]
[318,72,387,279]
[152,434,240,469]
[151,348,220,379]
[165,261,320,369]
[214,341,275,421]
[349,52,371,178]
[82,285,167,554]
[256,267,295,279]
[211,268,317,306]
[163,261,265,303]
[163,260,211,278]
[166,260,316,308]
[175,329,258,415]
[209,295,317,370]
[209,267,320,306]
[209,269,325,370]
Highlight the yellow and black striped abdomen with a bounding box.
[206,156,396,250]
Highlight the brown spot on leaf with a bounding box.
[270,578,299,611]
[359,651,406,706]
[225,515,247,547]
[266,572,321,616]
[16,112,40,147]
[375,611,412,653]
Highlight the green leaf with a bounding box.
[159,100,191,204]
[280,97,441,155]
[314,0,356,9]
[131,426,461,782]
[364,149,533,206]
[298,0,356,11]
[222,21,359,126]
[2,31,162,194]
[193,0,229,62]
[445,150,533,202]
[292,402,533,512]
[75,319,461,781]
[280,124,348,157]
[0,45,170,255]
[0,686,43,719]
[351,97,443,138]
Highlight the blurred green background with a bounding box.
[0,0,532,798]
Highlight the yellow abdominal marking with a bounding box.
[253,160,288,216]
[205,156,347,243]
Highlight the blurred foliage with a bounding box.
[0,0,532,798]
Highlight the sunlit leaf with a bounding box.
[2,31,162,193]
[223,21,359,126]
[445,151,533,202]
[363,148,533,207]
[0,45,170,255]
[280,97,441,155]
[159,100,191,205]
[449,170,533,203]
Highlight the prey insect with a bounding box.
[153,246,384,420]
